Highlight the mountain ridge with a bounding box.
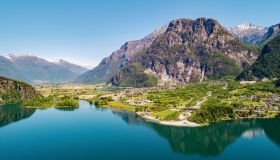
[262,23,280,43]
[0,56,29,82]
[53,59,88,75]
[0,55,88,83]
[75,25,168,84]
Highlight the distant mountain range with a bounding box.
[228,22,267,45]
[0,56,29,82]
[53,59,89,75]
[228,22,280,45]
[231,22,280,81]
[74,18,280,87]
[0,55,88,83]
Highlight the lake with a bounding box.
[0,100,280,160]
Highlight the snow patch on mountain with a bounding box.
[228,22,268,45]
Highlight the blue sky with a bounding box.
[0,0,279,67]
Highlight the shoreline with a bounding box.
[136,112,204,127]
[26,99,280,127]
[135,111,280,127]
[92,102,203,127]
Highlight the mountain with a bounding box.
[54,59,88,75]
[9,55,78,83]
[228,22,267,45]
[0,76,39,104]
[0,55,88,83]
[75,25,168,84]
[1,55,87,83]
[262,23,280,43]
[0,56,29,82]
[228,22,280,45]
[237,35,280,80]
[111,18,259,86]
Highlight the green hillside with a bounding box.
[237,35,280,80]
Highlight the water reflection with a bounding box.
[55,107,79,112]
[260,119,280,147]
[112,110,280,156]
[242,129,264,139]
[111,110,145,125]
[0,104,35,128]
[1,102,279,158]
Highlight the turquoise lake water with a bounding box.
[0,100,280,160]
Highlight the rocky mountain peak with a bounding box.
[159,18,233,48]
[230,22,266,32]
[167,18,223,37]
[237,22,261,30]
[228,22,267,45]
[125,18,259,85]
[9,54,48,64]
[150,18,242,57]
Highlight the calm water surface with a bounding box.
[0,100,280,160]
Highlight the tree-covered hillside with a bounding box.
[237,35,280,80]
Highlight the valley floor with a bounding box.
[94,79,280,126]
[30,79,280,127]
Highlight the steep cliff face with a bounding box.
[114,18,258,86]
[0,76,38,104]
[75,25,168,84]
